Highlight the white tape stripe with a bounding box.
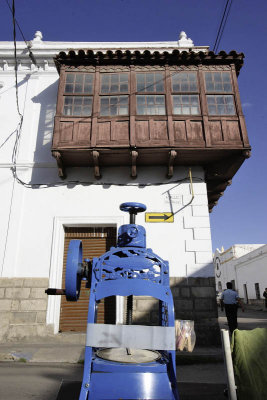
[86,323,175,350]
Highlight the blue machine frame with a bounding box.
[63,202,179,400]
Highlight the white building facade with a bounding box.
[214,244,267,305]
[1,31,246,344]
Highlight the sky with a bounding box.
[1,0,267,251]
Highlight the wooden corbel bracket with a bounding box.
[131,150,138,179]
[52,151,65,179]
[167,150,177,179]
[92,150,101,179]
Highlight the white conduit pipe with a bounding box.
[221,329,237,400]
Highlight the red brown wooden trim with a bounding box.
[91,67,100,147]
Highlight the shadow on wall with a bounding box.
[31,80,58,171]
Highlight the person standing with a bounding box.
[263,288,267,309]
[220,282,244,334]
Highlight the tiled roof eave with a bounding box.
[54,49,244,74]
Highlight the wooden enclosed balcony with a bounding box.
[52,49,251,211]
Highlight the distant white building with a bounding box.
[214,244,267,304]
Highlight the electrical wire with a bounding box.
[213,0,233,53]
[5,0,37,65]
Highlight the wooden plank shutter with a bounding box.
[59,227,117,332]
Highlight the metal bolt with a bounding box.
[85,383,89,388]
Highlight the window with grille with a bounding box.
[100,73,129,116]
[136,72,166,115]
[171,72,200,115]
[63,73,94,116]
[205,72,236,115]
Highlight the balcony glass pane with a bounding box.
[136,95,166,115]
[63,96,92,116]
[172,95,200,115]
[205,72,233,93]
[101,73,129,93]
[207,95,235,115]
[171,72,198,92]
[136,72,164,93]
[100,96,129,116]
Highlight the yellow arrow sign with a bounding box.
[145,212,174,223]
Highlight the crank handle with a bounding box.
[45,288,66,295]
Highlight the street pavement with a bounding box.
[0,306,266,399]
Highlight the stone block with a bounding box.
[136,299,158,312]
[0,278,24,288]
[20,299,47,311]
[195,252,213,264]
[171,287,180,297]
[0,299,12,311]
[194,228,211,240]
[30,288,47,299]
[209,277,216,286]
[23,278,49,288]
[10,312,37,324]
[190,183,207,195]
[180,287,191,298]
[11,300,20,311]
[0,279,14,288]
[192,205,209,217]
[174,299,193,311]
[36,311,47,323]
[184,216,210,229]
[7,324,38,340]
[0,288,5,298]
[169,277,186,287]
[5,288,31,299]
[191,287,216,298]
[194,299,216,311]
[0,312,10,342]
[186,239,212,252]
[187,277,211,287]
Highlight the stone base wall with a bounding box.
[131,277,220,346]
[0,278,53,342]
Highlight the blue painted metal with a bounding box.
[65,203,179,399]
[119,201,147,214]
[65,240,83,301]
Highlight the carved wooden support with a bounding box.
[243,150,251,159]
[167,150,177,179]
[92,151,101,179]
[131,150,138,178]
[52,151,65,179]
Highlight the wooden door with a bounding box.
[59,227,117,332]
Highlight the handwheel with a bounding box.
[120,202,146,214]
[65,240,83,301]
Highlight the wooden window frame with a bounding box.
[204,71,236,116]
[170,71,201,116]
[62,71,94,117]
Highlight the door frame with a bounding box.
[47,215,124,333]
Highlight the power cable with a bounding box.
[213,0,233,53]
[5,0,37,65]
